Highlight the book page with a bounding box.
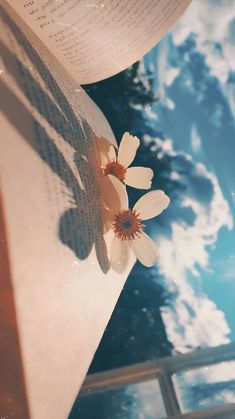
[0,5,134,419]
[3,0,191,84]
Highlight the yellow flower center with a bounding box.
[113,209,143,241]
[103,161,127,181]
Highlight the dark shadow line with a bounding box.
[0,5,85,141]
[1,5,110,272]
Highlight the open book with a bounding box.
[0,1,191,418]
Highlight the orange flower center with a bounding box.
[113,209,143,241]
[103,161,127,181]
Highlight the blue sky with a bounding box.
[137,0,235,352]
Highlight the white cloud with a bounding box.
[174,361,235,411]
[155,39,179,108]
[165,97,175,110]
[191,125,202,154]
[144,105,158,120]
[152,0,235,118]
[172,0,235,85]
[126,380,166,418]
[208,102,224,128]
[170,171,181,181]
[213,255,235,281]
[192,361,235,385]
[130,103,142,110]
[165,67,180,86]
[152,137,233,352]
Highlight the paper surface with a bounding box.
[0,7,134,419]
[4,0,191,84]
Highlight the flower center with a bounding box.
[103,161,127,181]
[113,209,143,241]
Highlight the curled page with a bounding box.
[0,6,134,419]
[4,0,191,84]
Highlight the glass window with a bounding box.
[173,361,235,413]
[70,379,167,419]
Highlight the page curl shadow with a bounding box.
[0,7,109,273]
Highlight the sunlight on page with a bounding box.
[4,0,192,83]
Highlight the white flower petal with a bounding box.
[96,136,116,166]
[99,152,109,167]
[130,232,159,267]
[133,190,170,220]
[102,208,114,234]
[107,145,116,162]
[125,167,153,189]
[100,175,128,213]
[117,132,140,168]
[110,235,130,273]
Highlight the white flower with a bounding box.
[104,176,170,273]
[98,132,153,189]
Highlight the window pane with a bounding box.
[70,379,167,419]
[173,361,235,413]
